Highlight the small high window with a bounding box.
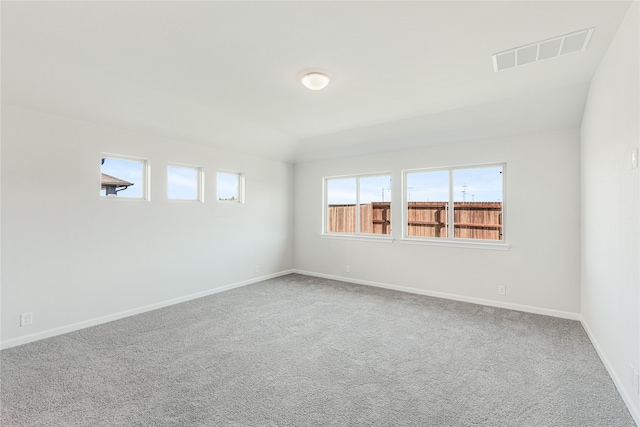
[101,155,149,200]
[217,171,244,203]
[167,164,203,201]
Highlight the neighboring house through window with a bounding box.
[100,155,149,199]
[101,173,134,196]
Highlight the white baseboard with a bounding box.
[580,317,640,426]
[1,270,294,350]
[292,269,581,320]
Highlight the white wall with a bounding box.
[580,2,640,421]
[294,129,582,317]
[1,106,294,347]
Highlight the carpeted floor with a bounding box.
[1,274,636,426]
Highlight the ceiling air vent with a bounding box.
[493,27,594,72]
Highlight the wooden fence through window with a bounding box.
[327,201,502,240]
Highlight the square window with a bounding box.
[325,174,391,235]
[168,165,203,201]
[217,171,244,203]
[101,155,148,199]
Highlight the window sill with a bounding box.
[100,196,148,201]
[321,234,395,243]
[400,237,510,251]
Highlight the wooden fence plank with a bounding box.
[328,201,502,240]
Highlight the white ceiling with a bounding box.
[1,1,633,163]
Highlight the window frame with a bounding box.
[401,163,509,250]
[100,153,150,201]
[216,171,245,203]
[167,163,204,202]
[322,172,394,242]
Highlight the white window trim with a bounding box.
[167,163,204,202]
[100,153,150,201]
[217,171,245,204]
[322,172,392,239]
[401,163,508,249]
[321,234,395,243]
[400,237,510,250]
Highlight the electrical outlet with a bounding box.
[255,265,259,273]
[346,265,351,273]
[631,148,638,169]
[497,286,506,295]
[20,312,33,327]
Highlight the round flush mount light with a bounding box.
[301,72,330,90]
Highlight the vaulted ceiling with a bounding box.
[1,1,633,163]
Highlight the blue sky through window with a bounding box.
[168,166,198,200]
[327,175,391,205]
[217,172,240,201]
[408,167,502,202]
[327,167,502,204]
[407,170,449,202]
[453,166,502,202]
[327,177,356,205]
[101,157,143,198]
[360,175,391,204]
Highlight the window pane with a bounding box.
[359,175,391,235]
[217,172,240,202]
[327,177,356,233]
[101,157,144,198]
[168,166,198,200]
[406,170,449,238]
[453,166,503,240]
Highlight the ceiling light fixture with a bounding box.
[301,72,330,90]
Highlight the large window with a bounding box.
[168,164,203,201]
[404,164,504,241]
[100,155,149,200]
[325,173,391,235]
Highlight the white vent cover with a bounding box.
[493,27,594,72]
